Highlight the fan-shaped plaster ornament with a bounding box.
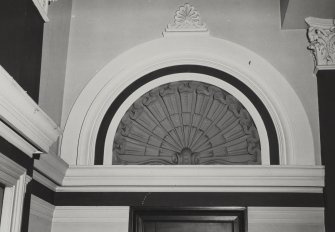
[164,3,208,36]
[113,81,261,165]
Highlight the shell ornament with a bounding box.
[166,3,207,31]
[113,81,261,165]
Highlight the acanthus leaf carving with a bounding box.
[306,17,335,69]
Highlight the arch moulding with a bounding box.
[61,35,316,166]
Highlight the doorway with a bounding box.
[129,207,247,232]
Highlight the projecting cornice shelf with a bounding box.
[58,165,324,193]
[0,65,61,153]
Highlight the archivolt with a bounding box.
[61,36,315,166]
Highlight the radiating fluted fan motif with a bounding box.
[166,3,207,32]
[113,81,261,165]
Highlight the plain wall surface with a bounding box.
[0,186,3,219]
[29,214,53,232]
[51,206,129,232]
[51,206,324,232]
[28,196,54,232]
[39,0,73,125]
[59,0,320,161]
[0,0,44,102]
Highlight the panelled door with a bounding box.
[130,207,247,232]
[144,219,234,232]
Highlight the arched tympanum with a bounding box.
[113,81,260,165]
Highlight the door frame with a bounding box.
[129,207,247,232]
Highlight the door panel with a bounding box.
[145,221,233,232]
[130,207,246,232]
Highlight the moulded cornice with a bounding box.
[33,170,58,191]
[0,119,66,187]
[0,154,26,186]
[0,121,36,157]
[0,65,61,153]
[59,165,324,193]
[34,152,68,185]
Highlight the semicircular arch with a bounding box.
[61,36,315,166]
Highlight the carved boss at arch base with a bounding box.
[113,81,261,165]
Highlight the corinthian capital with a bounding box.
[305,17,335,70]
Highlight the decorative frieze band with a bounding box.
[306,17,335,71]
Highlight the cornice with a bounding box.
[59,165,324,193]
[33,170,58,191]
[0,65,62,153]
[34,153,68,185]
[0,154,26,186]
[0,118,66,186]
[0,121,36,157]
[305,17,335,71]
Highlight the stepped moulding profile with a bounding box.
[113,81,261,165]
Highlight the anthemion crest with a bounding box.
[165,3,208,32]
[113,81,261,165]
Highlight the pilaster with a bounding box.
[306,16,335,232]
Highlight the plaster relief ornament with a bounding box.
[113,81,261,165]
[306,17,335,68]
[164,3,209,36]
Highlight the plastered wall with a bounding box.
[39,0,72,125]
[50,206,324,232]
[28,196,54,232]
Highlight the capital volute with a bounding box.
[305,17,335,71]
